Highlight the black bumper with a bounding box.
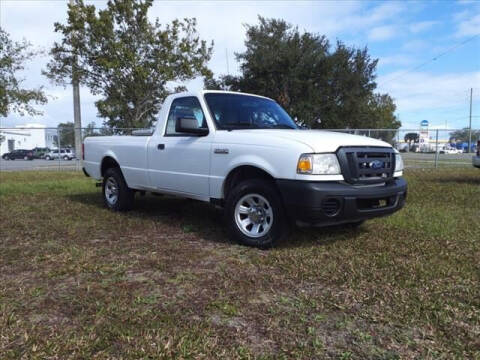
[277,178,407,226]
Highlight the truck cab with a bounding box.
[83,90,407,248]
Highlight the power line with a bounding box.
[379,33,480,87]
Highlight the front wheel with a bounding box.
[63,156,69,161]
[45,156,51,160]
[102,167,134,211]
[225,179,289,249]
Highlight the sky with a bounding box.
[0,0,479,130]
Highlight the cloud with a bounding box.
[368,25,398,41]
[0,0,475,130]
[455,13,480,37]
[378,55,415,67]
[409,20,437,33]
[377,71,480,112]
[402,39,428,51]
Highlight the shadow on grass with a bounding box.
[67,192,229,245]
[432,177,480,186]
[67,192,362,249]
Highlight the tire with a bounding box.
[45,156,51,160]
[63,156,69,161]
[102,167,134,211]
[225,179,289,249]
[24,156,28,160]
[3,156,9,160]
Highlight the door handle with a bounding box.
[157,144,165,150]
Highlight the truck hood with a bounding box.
[229,129,392,152]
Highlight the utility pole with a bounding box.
[70,0,82,161]
[468,88,473,153]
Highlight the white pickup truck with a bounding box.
[473,140,480,168]
[83,90,407,248]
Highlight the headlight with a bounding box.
[297,154,341,175]
[395,153,404,172]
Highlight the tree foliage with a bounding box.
[404,132,419,144]
[58,122,75,147]
[0,28,47,117]
[45,0,213,129]
[449,128,480,143]
[205,17,400,130]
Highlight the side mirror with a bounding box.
[175,117,209,136]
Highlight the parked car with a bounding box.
[438,145,463,154]
[473,140,480,169]
[83,90,407,248]
[32,147,50,159]
[2,149,34,160]
[45,148,76,160]
[396,143,409,152]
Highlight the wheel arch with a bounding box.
[222,165,276,200]
[100,155,121,177]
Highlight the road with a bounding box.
[401,152,474,167]
[0,158,81,171]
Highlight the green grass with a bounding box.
[1,169,479,359]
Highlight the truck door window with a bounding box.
[165,97,207,135]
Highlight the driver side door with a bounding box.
[147,96,213,198]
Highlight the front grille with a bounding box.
[337,147,395,185]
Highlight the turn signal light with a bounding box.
[297,155,312,174]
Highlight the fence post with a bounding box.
[434,129,439,168]
[57,128,61,171]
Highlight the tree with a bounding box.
[83,121,97,138]
[0,28,47,117]
[44,0,213,129]
[404,132,419,144]
[206,17,400,130]
[449,128,480,143]
[58,122,75,147]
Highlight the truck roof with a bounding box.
[171,90,273,101]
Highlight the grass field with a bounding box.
[1,169,479,359]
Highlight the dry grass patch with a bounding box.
[1,169,479,359]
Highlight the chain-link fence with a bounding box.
[0,126,152,171]
[324,128,479,169]
[0,126,479,171]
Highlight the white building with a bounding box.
[0,123,57,156]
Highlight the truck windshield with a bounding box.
[204,93,298,130]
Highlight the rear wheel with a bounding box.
[63,156,69,161]
[45,156,51,160]
[225,179,289,249]
[102,167,134,211]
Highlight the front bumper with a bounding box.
[277,177,407,226]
